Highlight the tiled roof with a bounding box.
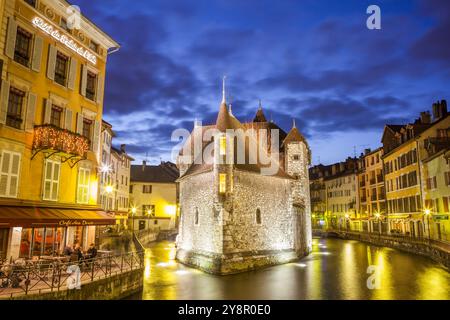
[131,162,179,183]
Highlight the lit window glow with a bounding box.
[219,136,226,155]
[219,174,226,193]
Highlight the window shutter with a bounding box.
[96,74,103,104]
[43,99,52,124]
[80,64,87,96]
[5,17,17,59]
[9,153,20,197]
[92,120,100,153]
[443,197,449,213]
[0,81,10,124]
[31,36,43,72]
[76,113,83,134]
[64,108,73,131]
[52,162,60,200]
[67,58,77,90]
[0,152,11,196]
[25,92,37,132]
[47,45,57,80]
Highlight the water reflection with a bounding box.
[133,238,450,300]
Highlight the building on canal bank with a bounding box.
[129,161,179,232]
[175,85,312,275]
[309,164,331,229]
[0,0,119,260]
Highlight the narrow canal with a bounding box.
[129,238,450,300]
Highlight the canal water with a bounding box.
[130,237,450,300]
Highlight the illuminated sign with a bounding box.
[58,220,95,226]
[32,16,97,65]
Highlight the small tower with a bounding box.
[253,100,267,123]
[282,119,312,254]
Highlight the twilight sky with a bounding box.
[72,0,450,165]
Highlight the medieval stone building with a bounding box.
[176,86,312,274]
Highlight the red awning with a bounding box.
[0,206,115,228]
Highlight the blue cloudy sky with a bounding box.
[72,0,450,165]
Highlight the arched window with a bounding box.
[194,208,199,225]
[256,208,262,225]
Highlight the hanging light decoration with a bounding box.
[33,125,90,157]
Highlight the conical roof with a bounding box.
[253,101,267,122]
[282,125,307,146]
[216,101,243,132]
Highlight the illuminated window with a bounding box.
[219,136,226,155]
[6,87,25,129]
[219,174,226,193]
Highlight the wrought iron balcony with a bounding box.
[32,125,90,163]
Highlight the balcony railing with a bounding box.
[33,125,90,158]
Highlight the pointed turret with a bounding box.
[216,76,242,132]
[253,100,267,122]
[282,118,307,146]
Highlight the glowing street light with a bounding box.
[100,164,112,173]
[105,185,113,194]
[423,208,432,241]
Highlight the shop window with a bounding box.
[6,87,25,129]
[86,71,97,101]
[50,105,62,127]
[43,159,60,201]
[77,167,90,204]
[54,51,69,86]
[0,150,21,198]
[19,228,32,258]
[0,228,9,259]
[14,27,32,67]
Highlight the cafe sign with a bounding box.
[59,220,95,226]
[32,16,97,65]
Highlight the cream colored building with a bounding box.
[130,161,178,231]
[324,158,359,230]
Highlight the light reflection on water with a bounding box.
[130,238,450,300]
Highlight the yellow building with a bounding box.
[130,161,179,231]
[358,147,386,233]
[382,103,449,237]
[0,0,119,260]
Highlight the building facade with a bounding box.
[129,161,179,232]
[382,102,449,237]
[0,0,118,260]
[309,164,331,229]
[358,148,386,232]
[99,120,133,230]
[324,158,359,231]
[176,92,312,275]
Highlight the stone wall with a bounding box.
[3,269,143,300]
[177,172,223,254]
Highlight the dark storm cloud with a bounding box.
[72,0,450,165]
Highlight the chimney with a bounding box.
[420,111,431,124]
[364,148,371,155]
[142,160,146,171]
[120,144,126,152]
[432,100,448,121]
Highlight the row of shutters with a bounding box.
[4,17,103,101]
